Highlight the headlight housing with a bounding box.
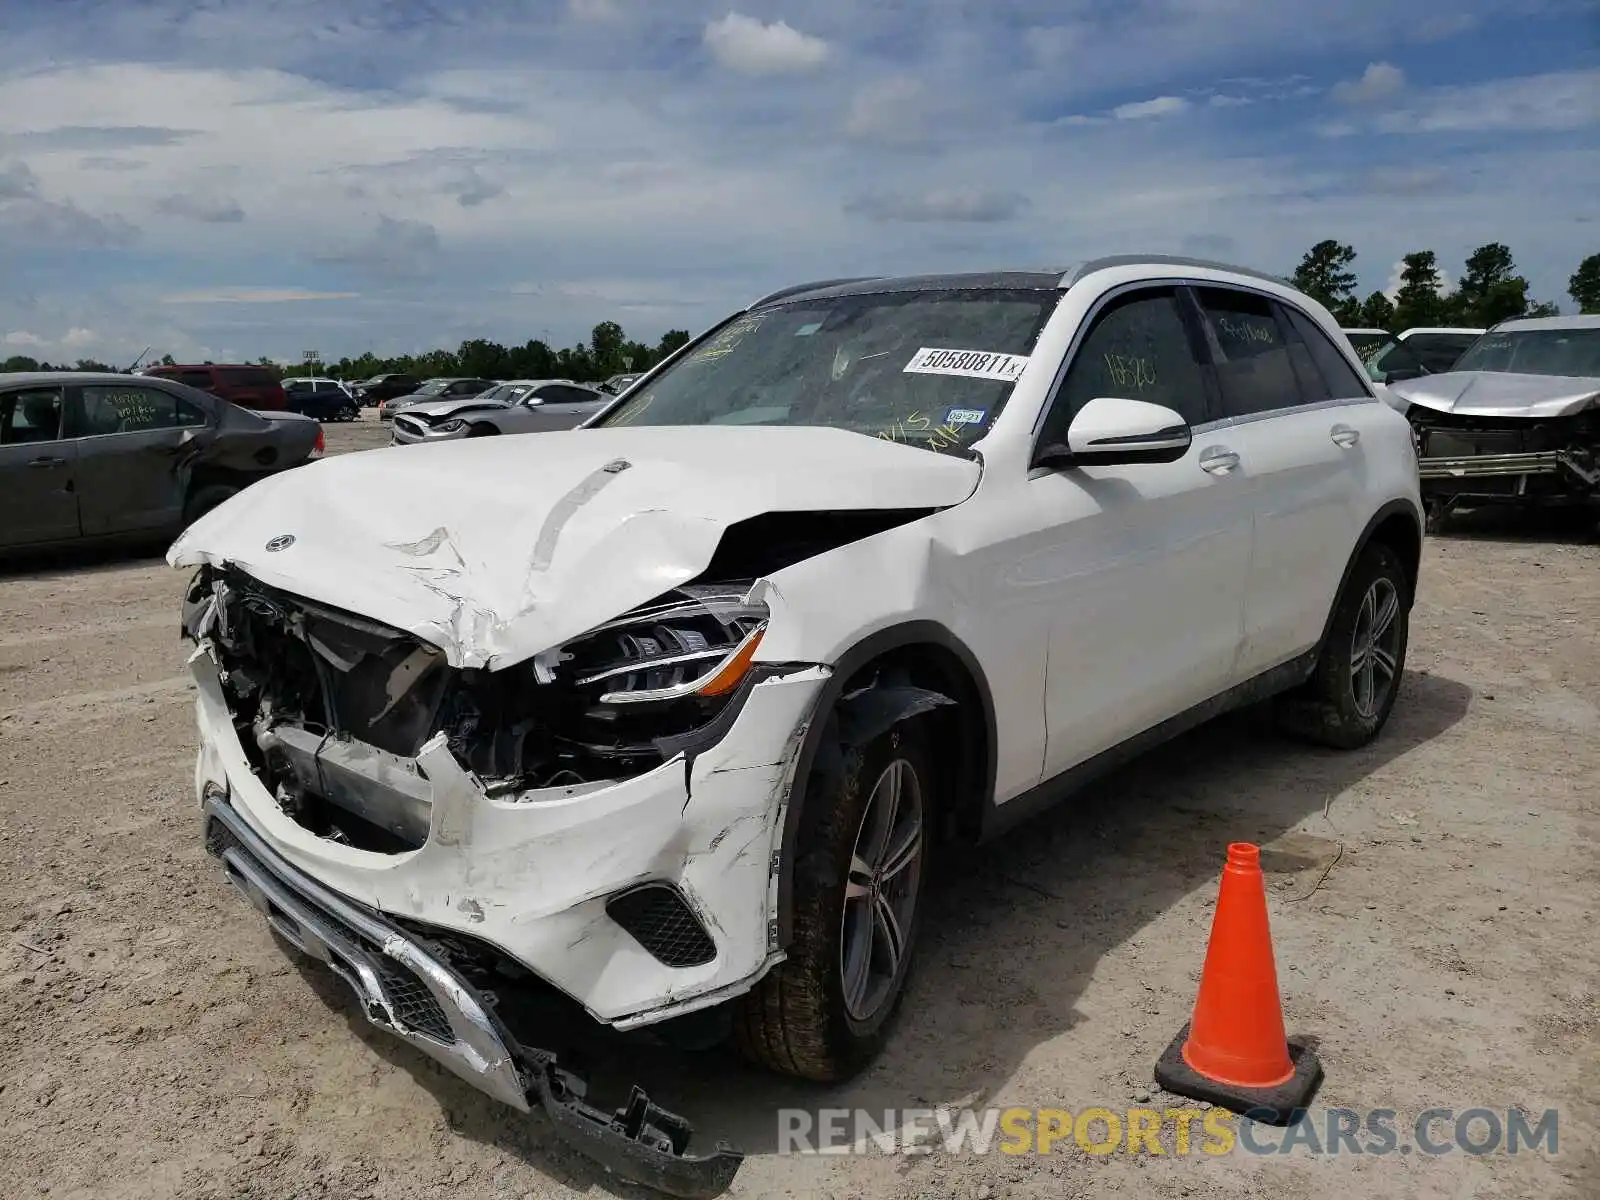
[543,583,768,705]
[435,418,467,433]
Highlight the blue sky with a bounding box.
[1,0,1595,365]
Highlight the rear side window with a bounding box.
[540,385,600,405]
[217,368,277,388]
[1040,287,1210,443]
[0,388,65,444]
[1283,308,1372,399]
[80,386,206,435]
[175,369,213,389]
[1194,288,1302,417]
[1407,334,1478,373]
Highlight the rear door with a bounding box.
[1190,287,1377,679]
[0,384,80,549]
[70,382,210,535]
[216,367,285,411]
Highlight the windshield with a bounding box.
[593,287,1058,454]
[416,380,452,395]
[1345,331,1389,356]
[1450,328,1600,378]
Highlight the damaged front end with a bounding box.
[183,564,771,852]
[1409,405,1600,525]
[181,564,807,1197]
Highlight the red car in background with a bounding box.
[143,363,288,412]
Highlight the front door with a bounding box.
[1027,286,1254,777]
[0,384,80,548]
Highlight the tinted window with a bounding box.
[176,369,213,389]
[1195,288,1302,416]
[1286,310,1372,397]
[0,388,65,445]
[1407,333,1479,373]
[80,386,206,435]
[542,385,600,405]
[1040,288,1208,445]
[217,368,276,388]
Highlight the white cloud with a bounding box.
[567,0,622,21]
[1331,62,1407,106]
[2,330,46,348]
[60,327,99,349]
[1112,96,1191,120]
[844,189,1030,223]
[155,192,245,222]
[1208,94,1252,108]
[1375,69,1600,134]
[703,13,828,75]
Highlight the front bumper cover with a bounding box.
[203,789,743,1198]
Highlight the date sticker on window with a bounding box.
[904,347,1029,382]
[944,407,987,426]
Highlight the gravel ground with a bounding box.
[1,415,1595,1200]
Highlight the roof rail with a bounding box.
[1061,255,1292,289]
[747,277,884,309]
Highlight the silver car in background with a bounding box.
[390,379,609,444]
[1386,315,1600,531]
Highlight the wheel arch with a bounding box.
[774,620,997,949]
[1315,499,1423,654]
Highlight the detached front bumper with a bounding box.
[1418,448,1600,500]
[203,791,743,1198]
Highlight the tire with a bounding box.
[183,484,239,527]
[465,423,499,437]
[733,719,935,1081]
[1276,540,1411,750]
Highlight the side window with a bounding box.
[79,386,201,435]
[1273,302,1332,405]
[1039,288,1208,446]
[547,385,599,405]
[1283,308,1372,399]
[177,369,213,390]
[1193,288,1302,417]
[0,388,65,445]
[1410,335,1476,374]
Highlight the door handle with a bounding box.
[28,455,67,468]
[1199,446,1240,475]
[1330,424,1360,448]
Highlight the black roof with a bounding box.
[753,270,1070,309]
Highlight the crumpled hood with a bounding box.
[391,397,509,420]
[168,424,980,669]
[1389,370,1600,419]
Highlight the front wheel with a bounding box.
[733,721,934,1081]
[1276,540,1411,749]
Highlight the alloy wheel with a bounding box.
[840,757,924,1023]
[1350,576,1402,719]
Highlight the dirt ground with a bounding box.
[2,416,1596,1200]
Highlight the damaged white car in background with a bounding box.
[170,256,1423,1196]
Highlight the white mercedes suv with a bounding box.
[170,256,1422,1193]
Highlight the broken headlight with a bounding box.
[544,583,768,706]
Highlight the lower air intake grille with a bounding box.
[605,884,718,968]
[368,955,456,1044]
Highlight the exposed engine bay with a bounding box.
[182,564,769,853]
[1410,405,1600,514]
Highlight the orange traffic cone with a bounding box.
[1154,842,1323,1124]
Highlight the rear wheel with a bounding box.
[733,720,934,1081]
[1276,540,1410,749]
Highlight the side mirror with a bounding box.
[1035,397,1193,469]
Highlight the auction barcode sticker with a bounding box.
[904,347,1030,382]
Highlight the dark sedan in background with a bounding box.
[1,372,323,554]
[352,373,421,407]
[390,379,607,444]
[282,377,360,422]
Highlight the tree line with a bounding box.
[5,250,1597,378]
[1292,243,1599,332]
[1,320,693,381]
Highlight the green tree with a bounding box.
[1357,291,1397,331]
[1393,251,1448,329]
[74,358,115,372]
[1292,240,1361,324]
[1570,253,1600,314]
[1450,243,1541,326]
[2,354,41,372]
[589,321,627,377]
[656,329,691,359]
